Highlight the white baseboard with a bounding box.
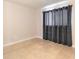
[3,36,39,47]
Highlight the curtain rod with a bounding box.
[42,1,72,12]
[43,5,72,13]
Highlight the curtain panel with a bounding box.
[43,5,72,46]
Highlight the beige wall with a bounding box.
[69,0,75,47]
[3,1,37,45]
[35,8,43,37]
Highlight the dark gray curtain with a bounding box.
[43,5,72,46]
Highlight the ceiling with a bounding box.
[5,0,66,8]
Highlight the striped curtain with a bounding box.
[43,5,72,46]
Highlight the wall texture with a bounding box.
[3,1,37,45]
[35,8,43,37]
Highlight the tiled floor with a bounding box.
[4,38,75,59]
